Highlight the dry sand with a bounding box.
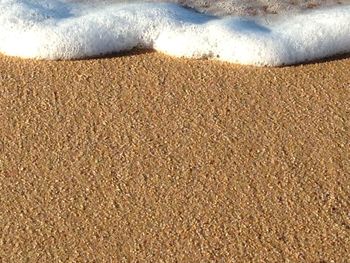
[0,52,349,262]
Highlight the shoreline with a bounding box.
[2,2,350,66]
[2,48,350,67]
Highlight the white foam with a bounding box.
[0,0,350,66]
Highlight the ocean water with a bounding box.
[0,0,350,66]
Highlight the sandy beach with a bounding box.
[0,52,349,262]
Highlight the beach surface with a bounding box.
[1,53,349,262]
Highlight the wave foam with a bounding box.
[0,0,350,66]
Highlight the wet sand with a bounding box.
[0,52,349,262]
[76,0,350,16]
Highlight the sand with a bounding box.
[0,52,349,262]
[74,0,350,16]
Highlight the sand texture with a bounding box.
[0,52,349,262]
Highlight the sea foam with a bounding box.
[0,0,350,66]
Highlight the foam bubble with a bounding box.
[0,0,350,66]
